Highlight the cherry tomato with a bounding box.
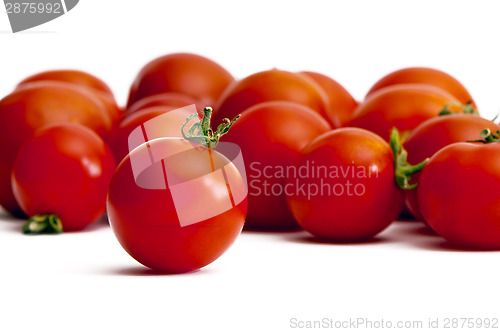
[224,101,331,230]
[418,134,500,248]
[404,114,500,220]
[17,70,123,125]
[286,128,403,241]
[12,123,116,232]
[300,71,358,126]
[126,92,201,116]
[348,84,459,141]
[110,106,194,163]
[127,53,234,108]
[107,136,247,272]
[366,67,475,107]
[214,69,333,126]
[0,81,113,217]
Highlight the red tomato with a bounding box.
[224,101,331,230]
[126,92,201,116]
[300,71,358,126]
[107,137,247,272]
[17,70,123,125]
[214,69,334,126]
[285,128,403,241]
[348,84,459,141]
[12,123,116,232]
[0,81,113,217]
[404,114,500,220]
[127,53,234,108]
[366,67,475,107]
[418,136,500,248]
[110,106,194,163]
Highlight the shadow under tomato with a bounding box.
[283,233,391,246]
[106,265,211,277]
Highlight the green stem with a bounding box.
[439,101,478,116]
[390,128,428,190]
[181,107,240,148]
[22,214,63,235]
[467,128,500,144]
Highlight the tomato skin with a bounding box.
[0,82,113,217]
[17,70,123,125]
[418,142,500,249]
[214,69,333,126]
[12,123,116,231]
[404,115,500,220]
[286,128,403,241]
[127,53,234,108]
[107,138,247,272]
[110,106,194,163]
[348,84,459,141]
[300,71,358,126]
[366,67,475,107]
[224,101,331,230]
[126,92,201,116]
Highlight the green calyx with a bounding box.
[439,101,478,116]
[181,107,240,148]
[390,128,428,190]
[468,128,500,144]
[22,214,63,235]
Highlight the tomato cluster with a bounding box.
[1,53,500,274]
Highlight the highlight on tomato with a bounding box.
[223,101,331,230]
[12,123,116,233]
[403,114,500,220]
[107,107,247,273]
[126,92,201,116]
[127,53,234,108]
[366,67,475,107]
[417,129,500,249]
[0,81,113,217]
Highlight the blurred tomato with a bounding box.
[348,84,459,141]
[300,71,358,126]
[127,53,234,108]
[214,69,334,126]
[110,106,193,163]
[126,92,201,116]
[12,123,116,232]
[224,101,331,230]
[366,67,475,107]
[17,70,123,125]
[0,81,112,216]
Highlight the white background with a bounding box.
[1,1,500,331]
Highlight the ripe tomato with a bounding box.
[17,70,123,125]
[224,101,331,230]
[127,53,234,108]
[12,123,116,232]
[126,92,201,116]
[366,67,475,107]
[107,114,247,272]
[300,71,358,126]
[110,106,194,163]
[285,128,403,241]
[214,69,334,126]
[418,132,500,248]
[348,84,459,141]
[0,81,113,217]
[404,114,500,220]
